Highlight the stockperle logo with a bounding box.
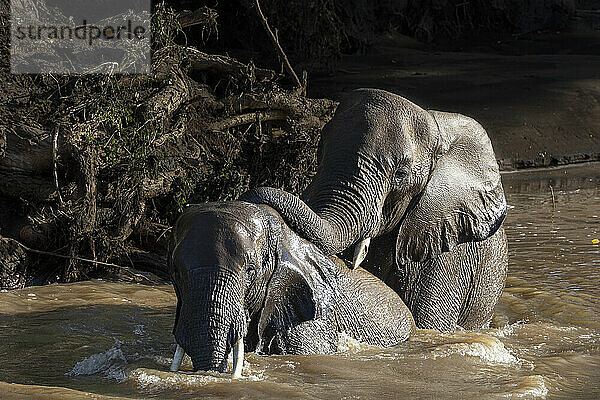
[10,0,151,74]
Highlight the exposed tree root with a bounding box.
[208,110,290,132]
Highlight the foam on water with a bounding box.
[128,367,263,390]
[128,368,230,389]
[490,320,527,338]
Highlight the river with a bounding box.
[1,162,599,399]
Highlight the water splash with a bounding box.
[490,320,528,338]
[508,375,548,398]
[65,346,127,381]
[423,333,527,367]
[128,368,230,389]
[431,340,519,365]
[337,331,376,353]
[128,367,263,390]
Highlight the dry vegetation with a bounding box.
[0,2,336,288]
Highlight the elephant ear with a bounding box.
[257,221,339,345]
[396,111,507,263]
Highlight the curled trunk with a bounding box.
[240,187,341,254]
[240,160,385,256]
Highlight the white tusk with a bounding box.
[170,344,185,372]
[231,339,244,379]
[352,237,371,269]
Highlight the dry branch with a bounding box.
[208,110,290,132]
[154,105,194,146]
[231,91,336,121]
[52,127,63,204]
[0,124,59,174]
[176,6,218,29]
[576,10,600,17]
[12,238,160,285]
[187,48,275,81]
[253,0,303,92]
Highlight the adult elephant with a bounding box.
[241,88,508,331]
[168,201,415,376]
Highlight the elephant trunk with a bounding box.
[240,187,342,255]
[173,269,246,374]
[241,161,385,256]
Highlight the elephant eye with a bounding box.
[392,167,408,185]
[246,264,257,279]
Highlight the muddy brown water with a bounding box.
[1,163,599,399]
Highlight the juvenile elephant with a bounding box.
[168,201,415,376]
[241,88,508,331]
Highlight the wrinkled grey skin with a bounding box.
[168,201,415,373]
[241,88,508,331]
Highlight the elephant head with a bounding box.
[240,88,506,265]
[168,202,338,376]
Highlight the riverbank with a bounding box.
[308,30,600,171]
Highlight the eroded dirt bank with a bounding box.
[309,31,600,170]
